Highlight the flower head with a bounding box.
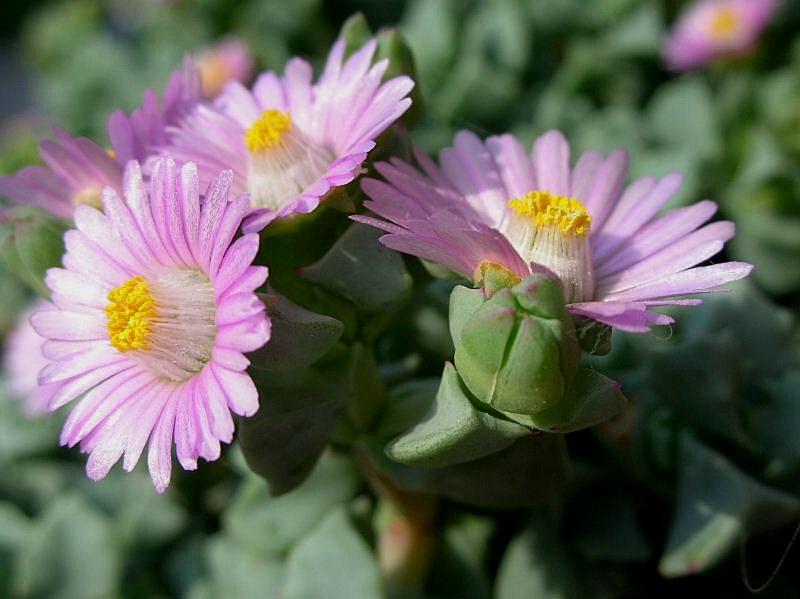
[30,157,270,492]
[196,37,254,99]
[663,0,778,71]
[4,301,60,415]
[158,37,414,232]
[357,130,752,333]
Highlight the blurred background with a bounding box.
[1,0,800,597]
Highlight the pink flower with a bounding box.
[196,37,254,99]
[664,0,779,71]
[4,301,60,415]
[0,127,122,220]
[158,38,414,232]
[357,130,752,333]
[108,58,201,165]
[30,157,270,492]
[0,61,201,221]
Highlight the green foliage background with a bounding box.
[1,0,800,597]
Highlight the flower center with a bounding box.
[245,110,292,153]
[72,186,104,210]
[106,271,216,381]
[244,110,333,211]
[508,191,592,237]
[708,7,741,42]
[506,190,595,303]
[107,276,155,352]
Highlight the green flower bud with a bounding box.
[450,269,626,431]
[340,13,373,56]
[452,272,580,426]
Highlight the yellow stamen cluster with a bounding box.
[244,110,292,153]
[709,7,741,41]
[508,190,592,237]
[106,276,157,352]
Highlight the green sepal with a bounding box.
[386,363,529,468]
[524,368,628,433]
[448,285,485,348]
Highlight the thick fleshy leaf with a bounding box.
[0,390,62,462]
[204,537,286,599]
[659,434,800,577]
[0,206,68,297]
[750,372,800,476]
[426,515,494,599]
[16,494,120,599]
[300,223,411,313]
[367,433,570,510]
[282,508,382,599]
[570,482,651,563]
[647,77,720,162]
[224,452,359,556]
[647,333,750,446]
[239,360,351,496]
[495,512,581,599]
[249,293,343,372]
[386,363,529,467]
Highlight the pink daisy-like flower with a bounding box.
[0,126,123,219]
[357,130,753,333]
[663,0,778,71]
[196,37,254,99]
[158,37,414,232]
[4,301,60,415]
[0,62,200,220]
[30,157,270,492]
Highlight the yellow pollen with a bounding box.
[244,110,292,153]
[106,276,157,352]
[709,7,741,41]
[508,190,592,237]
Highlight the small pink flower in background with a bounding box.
[30,157,270,492]
[196,38,254,99]
[357,130,752,333]
[664,0,779,71]
[0,127,122,219]
[0,61,201,220]
[159,37,414,232]
[108,58,201,166]
[4,301,60,415]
